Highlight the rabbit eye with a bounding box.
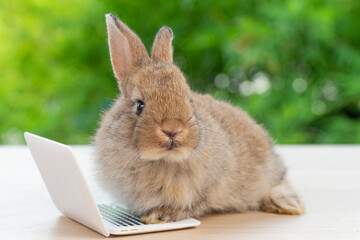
[136,100,145,116]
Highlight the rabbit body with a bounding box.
[94,14,304,223]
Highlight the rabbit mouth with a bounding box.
[165,140,178,151]
[139,140,191,161]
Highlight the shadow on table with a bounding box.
[50,216,106,239]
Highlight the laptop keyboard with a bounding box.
[98,203,145,227]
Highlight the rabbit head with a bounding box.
[104,14,199,162]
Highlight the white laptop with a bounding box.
[24,132,200,237]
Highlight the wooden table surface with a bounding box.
[0,145,359,240]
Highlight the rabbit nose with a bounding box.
[162,130,179,140]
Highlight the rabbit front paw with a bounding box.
[140,207,187,224]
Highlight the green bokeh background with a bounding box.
[1,0,359,144]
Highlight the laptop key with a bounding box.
[98,204,145,226]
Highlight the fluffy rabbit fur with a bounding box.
[94,13,305,223]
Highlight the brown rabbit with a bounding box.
[94,13,305,224]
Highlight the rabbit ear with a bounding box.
[106,14,150,93]
[151,26,174,63]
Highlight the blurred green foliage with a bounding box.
[0,0,359,144]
